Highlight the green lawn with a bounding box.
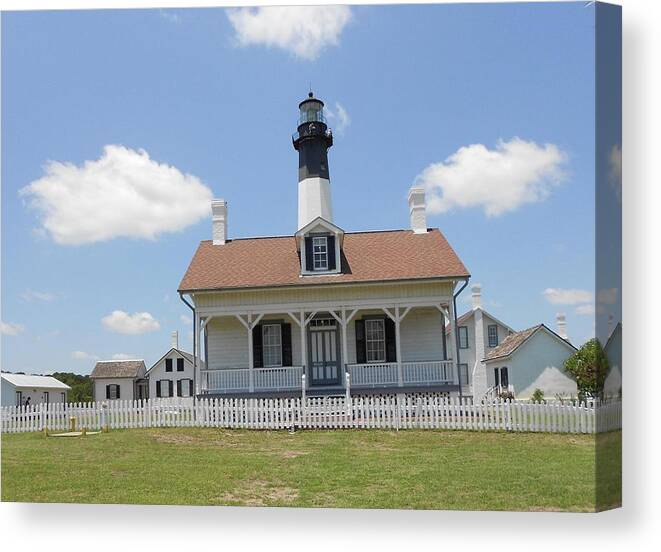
[1,428,621,511]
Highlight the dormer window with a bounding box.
[313,236,329,270]
[295,216,344,276]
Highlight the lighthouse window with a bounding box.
[312,236,329,270]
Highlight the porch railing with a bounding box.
[348,360,456,388]
[201,367,304,393]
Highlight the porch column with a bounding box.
[448,300,459,386]
[395,306,403,387]
[194,312,201,395]
[341,307,349,386]
[247,314,254,392]
[300,310,307,379]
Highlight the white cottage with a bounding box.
[145,331,198,399]
[90,360,148,401]
[1,373,71,406]
[483,324,578,399]
[178,93,471,398]
[446,284,515,397]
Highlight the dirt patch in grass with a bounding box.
[214,480,299,506]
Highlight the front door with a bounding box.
[308,318,341,386]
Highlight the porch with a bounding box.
[194,301,463,396]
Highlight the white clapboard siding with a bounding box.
[0,396,621,435]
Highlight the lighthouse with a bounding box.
[293,92,334,229]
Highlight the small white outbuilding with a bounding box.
[1,373,71,407]
[483,324,578,400]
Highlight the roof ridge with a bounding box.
[199,228,443,244]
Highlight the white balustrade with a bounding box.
[202,366,304,393]
[348,360,456,387]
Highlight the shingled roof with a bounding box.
[179,228,469,292]
[90,360,146,379]
[485,324,576,362]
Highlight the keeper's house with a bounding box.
[179,93,470,398]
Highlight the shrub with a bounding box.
[530,388,545,403]
[563,338,609,401]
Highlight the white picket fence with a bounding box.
[1,396,621,435]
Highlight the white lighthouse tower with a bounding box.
[293,92,334,229]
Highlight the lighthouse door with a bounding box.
[308,318,341,386]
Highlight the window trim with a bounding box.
[312,236,329,271]
[459,363,469,386]
[262,323,283,368]
[487,324,499,348]
[159,379,171,398]
[365,318,387,363]
[458,326,469,349]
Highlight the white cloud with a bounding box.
[159,10,180,24]
[20,289,56,302]
[597,287,618,305]
[609,144,622,202]
[20,145,213,245]
[1,321,25,336]
[71,350,99,361]
[227,6,352,61]
[180,314,192,325]
[102,310,161,335]
[543,288,593,305]
[575,304,595,316]
[416,138,567,217]
[112,353,138,360]
[326,102,351,135]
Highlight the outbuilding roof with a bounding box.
[1,373,71,390]
[90,360,146,379]
[484,324,577,362]
[179,228,469,292]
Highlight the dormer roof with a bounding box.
[295,216,345,251]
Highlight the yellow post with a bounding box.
[81,427,87,437]
[42,426,48,437]
[69,416,77,432]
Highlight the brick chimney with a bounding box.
[556,313,568,340]
[471,284,482,310]
[212,199,227,245]
[408,187,428,234]
[171,330,179,350]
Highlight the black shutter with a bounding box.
[282,323,292,366]
[355,319,366,364]
[168,381,174,397]
[156,380,161,398]
[177,358,184,371]
[165,358,172,372]
[177,380,182,397]
[253,325,263,368]
[327,236,336,270]
[501,368,509,388]
[494,368,500,387]
[116,385,120,399]
[385,318,397,362]
[106,385,110,399]
[304,237,314,271]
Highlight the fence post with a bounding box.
[101,402,109,432]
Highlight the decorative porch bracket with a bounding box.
[381,306,412,387]
[327,308,359,389]
[235,313,265,392]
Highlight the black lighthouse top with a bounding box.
[293,92,333,181]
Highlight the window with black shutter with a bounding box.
[304,237,314,272]
[176,380,182,397]
[176,358,184,372]
[385,318,397,362]
[156,380,162,398]
[165,358,173,372]
[355,319,366,363]
[281,323,292,366]
[494,368,500,387]
[253,325,263,368]
[168,380,174,397]
[327,236,336,270]
[500,367,509,388]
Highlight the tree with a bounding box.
[51,372,93,403]
[563,338,609,401]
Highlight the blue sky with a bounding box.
[1,3,602,375]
